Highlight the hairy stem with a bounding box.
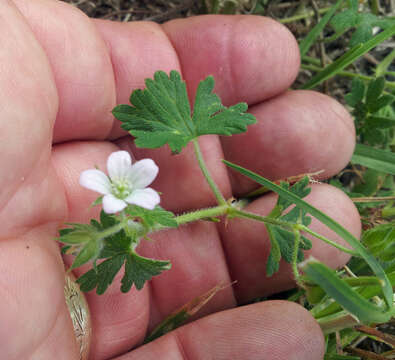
[297,224,359,256]
[97,221,127,240]
[192,139,227,206]
[230,208,295,228]
[175,204,230,225]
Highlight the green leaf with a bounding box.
[223,159,394,309]
[73,210,172,294]
[301,25,395,90]
[348,14,377,47]
[70,238,101,270]
[121,252,171,292]
[277,177,311,210]
[366,115,395,129]
[368,94,395,113]
[59,231,93,245]
[302,259,392,324]
[299,0,344,57]
[366,77,385,107]
[126,205,178,229]
[77,249,171,294]
[112,70,256,153]
[331,8,358,32]
[345,78,365,107]
[77,254,126,294]
[352,169,384,196]
[376,48,395,77]
[363,128,385,145]
[352,143,395,175]
[265,177,312,276]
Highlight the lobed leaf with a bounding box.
[113,70,256,153]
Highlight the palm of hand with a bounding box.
[1,1,360,359]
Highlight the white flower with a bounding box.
[79,151,160,214]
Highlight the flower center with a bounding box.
[111,178,132,199]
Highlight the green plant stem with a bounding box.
[382,206,395,218]
[192,139,227,206]
[97,220,127,240]
[297,224,359,256]
[279,6,332,23]
[301,62,395,90]
[230,208,295,228]
[175,204,230,225]
[369,0,380,15]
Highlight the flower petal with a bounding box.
[125,188,160,210]
[129,159,159,189]
[107,151,132,181]
[79,169,111,195]
[102,194,127,214]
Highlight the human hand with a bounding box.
[1,1,360,359]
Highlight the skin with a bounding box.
[0,0,361,359]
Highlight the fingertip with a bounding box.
[303,183,362,268]
[118,300,324,360]
[163,15,300,105]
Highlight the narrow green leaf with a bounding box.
[366,77,385,107]
[70,239,100,270]
[301,25,395,90]
[368,94,395,113]
[376,48,395,77]
[302,260,392,323]
[60,231,92,245]
[366,115,395,129]
[345,78,365,107]
[352,143,395,175]
[223,159,393,308]
[299,0,343,57]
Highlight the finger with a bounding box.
[221,90,356,195]
[0,1,77,358]
[114,301,324,360]
[0,230,79,359]
[0,0,58,218]
[93,19,181,139]
[220,183,362,303]
[162,15,300,106]
[13,0,116,143]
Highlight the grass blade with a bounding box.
[223,159,393,308]
[301,25,395,90]
[302,259,392,324]
[352,143,395,175]
[299,0,344,57]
